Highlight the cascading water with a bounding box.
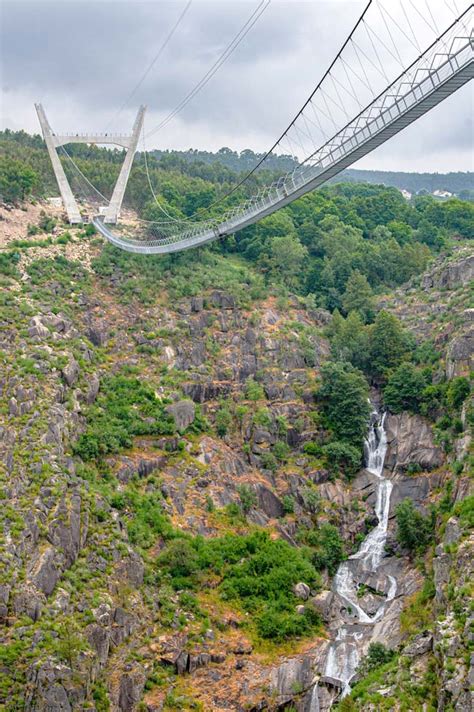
[312,408,396,707]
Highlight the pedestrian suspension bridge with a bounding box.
[37,2,474,255]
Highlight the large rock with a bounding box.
[29,547,61,597]
[422,254,474,290]
[166,400,195,431]
[118,667,146,712]
[294,582,311,600]
[12,587,44,621]
[86,624,111,665]
[25,659,87,711]
[256,485,284,518]
[446,329,474,379]
[269,656,314,697]
[385,412,444,472]
[62,358,80,387]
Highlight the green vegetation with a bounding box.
[0,155,37,202]
[316,361,371,475]
[2,130,472,311]
[395,499,434,554]
[74,375,175,460]
[157,530,321,641]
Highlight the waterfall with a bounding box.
[311,407,395,708]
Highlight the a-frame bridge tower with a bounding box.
[35,104,145,224]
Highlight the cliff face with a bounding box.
[0,204,472,712]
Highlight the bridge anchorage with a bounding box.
[36,3,473,255]
[35,103,146,224]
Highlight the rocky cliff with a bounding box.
[0,203,472,711]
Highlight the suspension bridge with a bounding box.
[36,1,473,255]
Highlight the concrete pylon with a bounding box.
[35,103,82,223]
[104,106,145,224]
[35,104,146,225]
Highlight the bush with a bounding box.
[358,642,395,677]
[0,251,20,277]
[74,375,175,460]
[215,403,232,436]
[323,440,361,477]
[157,539,199,588]
[237,484,257,513]
[282,495,295,514]
[273,440,290,461]
[310,523,345,575]
[156,530,321,640]
[446,377,471,410]
[253,407,272,428]
[395,499,434,554]
[245,378,265,401]
[383,363,427,414]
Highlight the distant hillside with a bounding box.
[340,168,474,198]
[150,147,473,197]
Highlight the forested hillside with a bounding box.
[0,130,472,711]
[1,128,473,314]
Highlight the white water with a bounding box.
[311,409,396,707]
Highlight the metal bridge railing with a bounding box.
[94,11,473,254]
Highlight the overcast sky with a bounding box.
[1,0,472,173]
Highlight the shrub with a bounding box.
[237,484,257,513]
[310,523,345,575]
[0,251,20,277]
[157,530,320,640]
[215,403,232,436]
[358,642,395,677]
[282,495,295,514]
[253,407,272,428]
[273,440,290,461]
[446,376,471,410]
[301,487,321,514]
[323,440,361,477]
[383,363,427,414]
[245,378,265,401]
[395,498,434,554]
[157,539,199,588]
[74,375,175,460]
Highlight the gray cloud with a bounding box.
[1,0,472,172]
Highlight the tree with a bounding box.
[323,440,362,477]
[328,310,370,371]
[318,361,371,447]
[269,234,308,290]
[368,310,411,379]
[341,270,375,322]
[0,156,37,202]
[358,642,395,677]
[54,619,89,670]
[311,523,345,575]
[446,376,471,411]
[396,498,434,553]
[383,363,427,413]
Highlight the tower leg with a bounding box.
[104,106,146,224]
[35,103,82,224]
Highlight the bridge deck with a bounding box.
[94,26,473,255]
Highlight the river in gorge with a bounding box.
[310,408,397,710]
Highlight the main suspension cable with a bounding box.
[104,0,193,132]
[145,0,271,139]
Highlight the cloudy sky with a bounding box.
[1,0,472,173]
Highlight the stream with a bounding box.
[311,408,396,709]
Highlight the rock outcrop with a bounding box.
[385,412,444,472]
